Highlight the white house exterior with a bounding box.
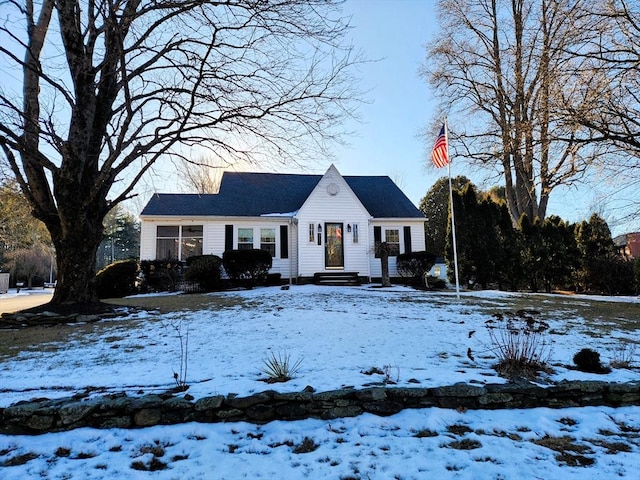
[139,165,426,283]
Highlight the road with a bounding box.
[0,290,54,314]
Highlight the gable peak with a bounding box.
[323,164,342,179]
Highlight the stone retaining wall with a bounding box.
[2,381,639,435]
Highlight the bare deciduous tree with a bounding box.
[562,0,640,222]
[176,156,226,195]
[423,0,602,225]
[0,0,360,307]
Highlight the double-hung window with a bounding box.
[237,228,254,250]
[260,228,276,257]
[385,229,400,256]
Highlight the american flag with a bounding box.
[431,124,449,168]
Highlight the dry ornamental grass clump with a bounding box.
[484,310,553,380]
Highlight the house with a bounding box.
[139,165,426,283]
[613,232,640,259]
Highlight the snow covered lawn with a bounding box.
[1,285,639,478]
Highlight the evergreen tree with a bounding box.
[446,184,501,288]
[419,176,471,257]
[518,215,545,293]
[489,199,521,291]
[540,216,579,292]
[574,214,618,293]
[96,206,140,270]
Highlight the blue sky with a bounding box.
[0,0,633,235]
[324,0,636,236]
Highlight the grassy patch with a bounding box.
[293,437,320,454]
[587,439,632,454]
[2,452,39,467]
[54,447,71,457]
[533,435,595,466]
[443,438,482,450]
[414,428,439,438]
[447,424,474,436]
[130,457,168,471]
[104,293,245,313]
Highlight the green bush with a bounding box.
[222,249,272,288]
[573,348,611,374]
[139,260,183,292]
[184,255,223,292]
[95,259,138,299]
[396,251,437,286]
[427,276,446,289]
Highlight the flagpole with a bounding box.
[444,118,461,299]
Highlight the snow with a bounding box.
[1,285,639,478]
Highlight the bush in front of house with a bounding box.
[222,249,272,288]
[427,276,446,289]
[396,251,437,287]
[95,259,138,298]
[184,255,223,292]
[573,348,611,374]
[139,260,183,292]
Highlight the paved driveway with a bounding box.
[0,289,54,314]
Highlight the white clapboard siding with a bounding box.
[368,220,427,278]
[297,165,372,277]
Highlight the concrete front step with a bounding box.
[313,272,360,286]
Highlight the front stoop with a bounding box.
[313,272,360,286]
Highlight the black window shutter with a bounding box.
[374,226,382,258]
[404,226,412,254]
[225,225,233,252]
[280,225,289,259]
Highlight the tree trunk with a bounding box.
[44,170,108,306]
[50,231,103,305]
[378,243,391,287]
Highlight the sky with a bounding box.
[0,0,635,235]
[1,285,639,478]
[132,0,636,236]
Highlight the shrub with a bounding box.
[484,310,552,380]
[139,260,183,292]
[396,251,436,286]
[260,351,303,383]
[427,275,446,289]
[95,259,138,299]
[184,255,222,292]
[222,249,272,288]
[573,348,611,374]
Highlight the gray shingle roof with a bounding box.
[141,171,424,219]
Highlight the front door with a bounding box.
[325,222,344,269]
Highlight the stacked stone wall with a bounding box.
[2,381,639,435]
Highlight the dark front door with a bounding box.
[325,222,344,269]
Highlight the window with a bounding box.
[308,223,315,242]
[352,223,359,243]
[181,225,203,259]
[156,226,179,260]
[260,228,276,257]
[385,229,400,256]
[238,228,254,250]
[156,225,203,260]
